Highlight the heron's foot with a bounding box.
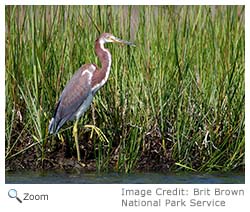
[84,124,110,144]
[77,161,86,167]
[57,133,65,143]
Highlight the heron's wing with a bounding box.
[50,64,96,133]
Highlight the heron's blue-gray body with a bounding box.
[49,64,96,133]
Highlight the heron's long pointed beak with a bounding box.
[112,37,136,46]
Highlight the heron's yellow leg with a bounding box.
[73,119,81,161]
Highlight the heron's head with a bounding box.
[100,33,135,46]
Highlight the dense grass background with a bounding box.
[5,5,245,172]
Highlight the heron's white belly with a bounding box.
[74,94,93,120]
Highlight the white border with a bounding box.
[1,1,248,212]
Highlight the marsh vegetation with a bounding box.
[5,5,245,173]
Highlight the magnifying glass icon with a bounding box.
[8,189,22,203]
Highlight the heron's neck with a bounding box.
[91,39,112,93]
[96,39,111,72]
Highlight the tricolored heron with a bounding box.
[49,33,135,161]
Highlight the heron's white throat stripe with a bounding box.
[91,40,112,93]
